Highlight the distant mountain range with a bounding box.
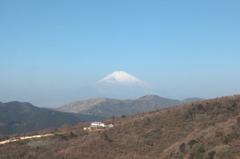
[0,101,104,135]
[57,95,203,117]
[0,95,202,134]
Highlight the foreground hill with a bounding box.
[0,101,84,134]
[57,95,203,117]
[1,95,240,158]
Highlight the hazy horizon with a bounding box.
[1,1,240,107]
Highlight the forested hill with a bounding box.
[0,101,82,134]
[1,95,240,158]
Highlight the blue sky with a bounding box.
[0,0,240,107]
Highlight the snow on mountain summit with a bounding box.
[95,71,152,99]
[97,71,143,85]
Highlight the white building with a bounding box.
[91,122,106,128]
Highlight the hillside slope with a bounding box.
[57,95,202,117]
[1,95,240,158]
[0,101,83,134]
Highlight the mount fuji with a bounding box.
[95,71,152,99]
[97,71,146,86]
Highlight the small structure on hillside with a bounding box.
[107,123,114,128]
[91,122,105,128]
[83,122,114,131]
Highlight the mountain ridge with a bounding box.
[57,95,203,117]
[0,101,105,135]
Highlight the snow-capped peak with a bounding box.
[97,71,143,85]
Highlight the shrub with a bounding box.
[184,109,193,119]
[196,145,205,153]
[215,131,223,137]
[54,134,68,140]
[208,151,216,159]
[180,143,186,153]
[197,104,204,110]
[237,117,240,125]
[101,132,113,142]
[189,153,195,159]
[69,131,77,139]
[188,140,197,149]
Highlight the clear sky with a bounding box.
[0,0,240,107]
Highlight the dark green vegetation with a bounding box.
[0,101,104,135]
[57,95,203,117]
[1,95,240,158]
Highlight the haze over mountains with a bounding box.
[57,95,203,117]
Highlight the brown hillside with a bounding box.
[1,95,240,159]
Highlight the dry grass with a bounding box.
[1,95,240,158]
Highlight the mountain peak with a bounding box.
[97,71,143,85]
